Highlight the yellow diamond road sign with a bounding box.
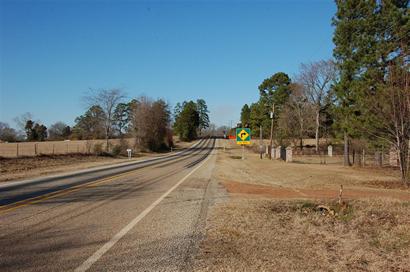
[236,128,251,145]
[238,130,249,141]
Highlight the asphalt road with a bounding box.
[0,137,220,272]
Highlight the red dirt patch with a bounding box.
[223,180,410,201]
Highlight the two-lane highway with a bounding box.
[0,137,220,271]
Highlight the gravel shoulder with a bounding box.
[191,139,410,271]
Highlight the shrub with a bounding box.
[93,143,103,155]
[111,144,122,156]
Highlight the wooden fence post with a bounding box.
[16,143,19,157]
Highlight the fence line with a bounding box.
[0,138,137,158]
[249,140,408,167]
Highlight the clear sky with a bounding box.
[0,0,336,129]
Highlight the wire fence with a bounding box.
[248,140,406,168]
[0,138,137,158]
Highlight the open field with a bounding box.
[0,136,193,158]
[192,139,410,271]
[0,139,129,158]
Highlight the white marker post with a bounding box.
[126,149,132,159]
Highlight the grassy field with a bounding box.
[0,138,134,158]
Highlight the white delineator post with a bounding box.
[328,145,333,157]
[126,149,132,159]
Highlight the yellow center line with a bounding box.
[0,167,145,215]
[0,140,209,215]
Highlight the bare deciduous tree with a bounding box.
[365,64,410,184]
[48,121,70,140]
[278,83,315,148]
[0,122,18,142]
[13,112,33,139]
[84,88,125,151]
[298,60,336,152]
[130,96,171,151]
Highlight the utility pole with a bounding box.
[269,103,275,160]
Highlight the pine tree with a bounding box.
[333,0,409,182]
[196,99,210,134]
[240,104,251,127]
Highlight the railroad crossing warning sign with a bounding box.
[236,128,251,145]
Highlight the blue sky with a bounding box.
[0,0,336,128]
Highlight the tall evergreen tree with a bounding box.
[196,99,210,134]
[173,101,200,141]
[25,120,36,141]
[251,72,292,138]
[258,72,292,112]
[333,0,409,182]
[34,124,47,141]
[113,102,130,137]
[240,104,251,127]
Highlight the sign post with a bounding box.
[236,128,251,160]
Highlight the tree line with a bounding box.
[0,89,210,152]
[240,0,409,184]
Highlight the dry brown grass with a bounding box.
[194,198,410,272]
[192,140,410,271]
[217,139,403,191]
[0,154,126,182]
[0,136,193,158]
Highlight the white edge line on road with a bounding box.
[74,139,215,272]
